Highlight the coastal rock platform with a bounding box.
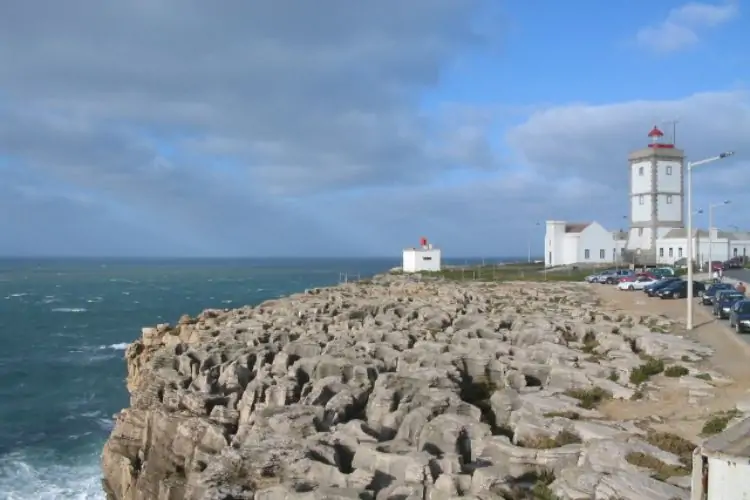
[101,274,712,500]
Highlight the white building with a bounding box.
[691,417,750,499]
[402,237,441,273]
[545,126,749,267]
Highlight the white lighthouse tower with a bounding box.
[626,125,685,263]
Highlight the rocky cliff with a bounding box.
[101,274,707,500]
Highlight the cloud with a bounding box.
[505,89,750,232]
[635,1,739,53]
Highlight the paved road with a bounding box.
[726,269,750,283]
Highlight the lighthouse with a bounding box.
[625,125,685,262]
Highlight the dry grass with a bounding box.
[643,431,696,466]
[519,430,582,449]
[663,365,689,378]
[702,409,741,436]
[629,357,665,384]
[625,452,690,481]
[543,411,581,420]
[564,387,613,409]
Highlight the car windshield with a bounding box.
[724,294,744,301]
[738,302,750,314]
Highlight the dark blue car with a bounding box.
[729,300,750,333]
[702,283,735,306]
[713,291,746,319]
[644,277,682,297]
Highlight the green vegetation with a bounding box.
[695,373,713,381]
[564,387,613,409]
[663,365,689,378]
[500,469,559,500]
[542,410,581,420]
[701,409,741,436]
[519,430,582,449]
[625,452,690,481]
[629,357,665,384]
[411,263,599,283]
[643,431,696,466]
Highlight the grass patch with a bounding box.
[581,330,599,353]
[608,370,619,382]
[416,264,594,283]
[564,387,613,409]
[629,357,665,385]
[630,388,645,400]
[663,365,689,378]
[644,431,696,466]
[519,430,582,449]
[625,452,689,481]
[701,409,741,436]
[695,373,712,381]
[543,411,581,420]
[500,469,559,500]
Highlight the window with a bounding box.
[666,165,672,175]
[659,248,664,257]
[621,248,625,256]
[422,256,432,261]
[734,248,739,257]
[669,248,674,257]
[599,249,605,259]
[638,166,644,176]
[666,195,673,204]
[678,247,683,258]
[638,228,644,236]
[584,249,590,260]
[639,195,645,205]
[548,251,552,264]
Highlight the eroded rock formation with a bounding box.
[101,274,707,500]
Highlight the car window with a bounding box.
[740,302,750,314]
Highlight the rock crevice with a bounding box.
[102,275,701,500]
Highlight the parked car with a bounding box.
[729,300,750,333]
[656,280,705,299]
[618,275,658,291]
[586,269,631,284]
[710,261,724,271]
[701,283,735,305]
[644,277,682,296]
[585,269,615,283]
[712,290,746,319]
[652,267,676,278]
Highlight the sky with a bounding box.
[0,0,748,258]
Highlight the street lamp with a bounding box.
[708,200,731,275]
[529,222,541,263]
[686,151,735,330]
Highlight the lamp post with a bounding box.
[686,152,735,331]
[708,200,731,275]
[529,222,541,263]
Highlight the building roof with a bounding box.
[565,222,590,233]
[662,228,750,240]
[701,417,750,458]
[648,126,664,138]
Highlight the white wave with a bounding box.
[0,451,105,500]
[85,297,103,303]
[99,343,129,351]
[51,308,87,313]
[42,296,60,304]
[5,293,28,299]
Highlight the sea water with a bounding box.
[0,256,510,499]
[0,258,402,499]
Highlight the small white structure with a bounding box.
[402,237,441,273]
[691,417,750,499]
[544,126,750,267]
[544,221,626,267]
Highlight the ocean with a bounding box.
[0,257,509,499]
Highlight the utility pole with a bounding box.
[663,118,679,146]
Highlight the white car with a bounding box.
[618,276,658,291]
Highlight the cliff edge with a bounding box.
[101,274,702,500]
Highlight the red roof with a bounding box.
[564,222,591,233]
[648,126,664,138]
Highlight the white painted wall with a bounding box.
[545,221,567,266]
[631,160,651,193]
[631,193,652,223]
[577,223,616,263]
[628,227,654,250]
[656,159,682,192]
[706,456,750,500]
[402,249,441,272]
[657,193,681,221]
